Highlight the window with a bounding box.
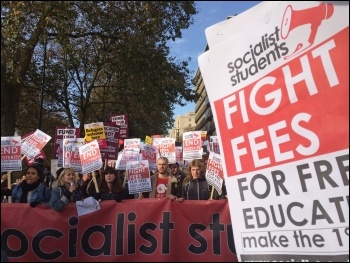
[189,124,191,127]
[189,118,191,121]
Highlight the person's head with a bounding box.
[34,157,45,169]
[103,167,117,184]
[157,157,169,175]
[57,168,77,187]
[187,159,203,180]
[101,167,122,192]
[1,173,8,182]
[169,162,180,176]
[56,167,64,179]
[25,164,44,184]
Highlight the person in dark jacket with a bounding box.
[47,168,83,211]
[11,164,51,206]
[177,159,215,202]
[169,162,186,198]
[93,166,125,202]
[119,170,136,199]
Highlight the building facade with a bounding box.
[193,67,216,138]
[169,112,196,143]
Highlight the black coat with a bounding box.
[182,178,211,200]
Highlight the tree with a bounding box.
[1,1,198,138]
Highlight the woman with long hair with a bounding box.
[93,166,125,202]
[47,168,83,211]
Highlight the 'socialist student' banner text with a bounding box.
[199,1,349,262]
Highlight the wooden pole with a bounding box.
[91,171,99,193]
[210,187,215,200]
[122,171,127,188]
[7,171,12,203]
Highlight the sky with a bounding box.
[169,1,261,118]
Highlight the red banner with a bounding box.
[1,199,237,262]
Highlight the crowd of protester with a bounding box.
[1,155,227,210]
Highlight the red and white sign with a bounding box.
[21,129,52,159]
[205,152,224,194]
[199,1,349,261]
[182,131,203,161]
[126,160,152,194]
[156,137,176,164]
[115,148,140,170]
[175,146,183,164]
[209,136,220,154]
[141,145,157,171]
[79,140,102,174]
[54,127,80,159]
[63,138,85,172]
[25,151,46,166]
[124,138,141,151]
[1,136,22,171]
[1,200,237,262]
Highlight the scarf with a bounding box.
[19,180,41,203]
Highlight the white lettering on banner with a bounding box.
[144,151,155,158]
[224,41,337,129]
[82,150,98,160]
[184,139,200,147]
[226,41,338,172]
[1,147,19,155]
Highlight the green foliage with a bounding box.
[1,1,198,141]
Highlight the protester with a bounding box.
[1,173,11,202]
[47,168,83,211]
[78,172,93,198]
[51,167,64,189]
[34,158,56,189]
[1,173,8,189]
[169,162,186,198]
[119,170,136,199]
[43,166,56,189]
[92,166,124,202]
[177,159,214,202]
[11,164,51,206]
[140,157,177,200]
[85,170,101,197]
[200,153,209,177]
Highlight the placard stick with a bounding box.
[210,187,215,200]
[122,171,127,188]
[104,159,107,169]
[7,171,12,203]
[21,155,26,161]
[91,171,99,193]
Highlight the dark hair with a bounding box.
[100,167,123,193]
[169,162,179,168]
[104,166,117,175]
[56,167,64,178]
[27,164,44,182]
